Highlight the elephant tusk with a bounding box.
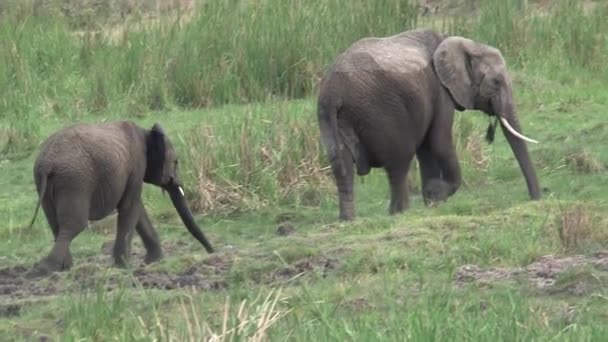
[499,117,539,144]
[179,186,185,196]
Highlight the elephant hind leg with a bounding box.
[330,145,355,221]
[41,198,59,240]
[39,195,89,272]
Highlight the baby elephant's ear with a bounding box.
[151,122,165,136]
[145,123,167,184]
[149,123,166,154]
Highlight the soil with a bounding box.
[271,255,338,283]
[3,242,604,318]
[0,243,230,317]
[0,242,341,316]
[455,251,608,292]
[276,222,297,236]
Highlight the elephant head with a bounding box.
[432,38,541,200]
[144,123,214,253]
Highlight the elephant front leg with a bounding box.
[386,163,412,215]
[136,207,163,264]
[420,111,462,205]
[417,145,443,206]
[426,138,462,204]
[419,153,461,205]
[114,201,143,268]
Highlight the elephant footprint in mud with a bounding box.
[29,121,213,274]
[317,28,541,220]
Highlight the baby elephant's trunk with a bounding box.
[166,184,214,253]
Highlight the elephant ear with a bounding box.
[144,123,167,183]
[433,37,480,110]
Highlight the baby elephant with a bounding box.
[29,120,213,274]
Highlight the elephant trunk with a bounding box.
[498,110,541,200]
[166,184,214,253]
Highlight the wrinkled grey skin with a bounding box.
[318,29,541,221]
[29,121,213,274]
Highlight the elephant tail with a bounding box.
[317,95,344,176]
[28,169,50,230]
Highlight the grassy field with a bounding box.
[1,0,608,340]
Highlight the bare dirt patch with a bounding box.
[0,265,61,299]
[342,296,375,313]
[455,251,608,293]
[271,255,338,283]
[0,241,343,310]
[0,242,233,311]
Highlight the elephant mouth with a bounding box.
[488,97,539,145]
[162,177,184,195]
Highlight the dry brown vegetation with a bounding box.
[564,149,605,174]
[557,204,607,252]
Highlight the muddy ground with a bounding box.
[1,244,606,318]
[455,251,608,293]
[0,239,339,318]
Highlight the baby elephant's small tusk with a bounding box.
[179,186,185,196]
[499,117,539,144]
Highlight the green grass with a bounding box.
[2,72,607,339]
[1,0,608,340]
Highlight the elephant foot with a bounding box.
[114,259,130,269]
[389,203,409,215]
[144,250,163,264]
[389,193,410,215]
[339,214,354,221]
[338,199,355,221]
[423,179,452,206]
[27,256,70,278]
[113,254,131,269]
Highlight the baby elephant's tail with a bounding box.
[29,170,50,229]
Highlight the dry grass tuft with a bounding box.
[563,149,605,174]
[181,112,330,215]
[464,134,490,172]
[210,288,290,342]
[183,124,249,214]
[148,288,290,341]
[558,204,595,251]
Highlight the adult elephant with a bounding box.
[317,29,541,221]
[29,121,214,274]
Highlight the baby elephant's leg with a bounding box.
[36,195,89,274]
[114,201,144,268]
[136,207,163,264]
